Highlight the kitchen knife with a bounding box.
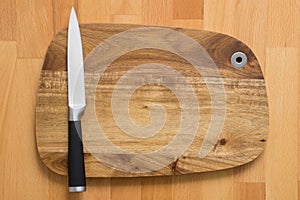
[67,7,86,193]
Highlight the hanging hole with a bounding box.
[236,56,243,63]
[231,52,247,68]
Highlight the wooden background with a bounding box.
[0,0,299,199]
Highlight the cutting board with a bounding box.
[36,23,269,177]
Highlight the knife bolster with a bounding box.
[68,105,85,121]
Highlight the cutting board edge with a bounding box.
[34,145,267,177]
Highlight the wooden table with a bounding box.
[0,0,299,199]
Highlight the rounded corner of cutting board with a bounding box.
[35,147,67,177]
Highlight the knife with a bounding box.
[67,7,86,193]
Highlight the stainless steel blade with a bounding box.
[68,7,86,121]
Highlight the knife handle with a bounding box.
[68,121,86,192]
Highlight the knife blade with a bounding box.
[67,7,86,193]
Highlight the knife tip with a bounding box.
[70,6,75,14]
[69,6,79,24]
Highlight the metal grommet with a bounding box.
[231,52,247,68]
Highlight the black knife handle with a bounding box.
[68,121,86,192]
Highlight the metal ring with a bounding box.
[231,52,247,68]
[69,186,86,192]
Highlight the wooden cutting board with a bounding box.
[36,23,269,177]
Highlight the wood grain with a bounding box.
[0,0,16,40]
[0,42,17,124]
[0,42,17,199]
[141,0,173,26]
[78,0,111,23]
[234,182,265,200]
[173,0,203,20]
[0,0,299,199]
[0,59,48,199]
[16,0,54,57]
[53,0,78,34]
[265,48,298,200]
[36,24,268,177]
